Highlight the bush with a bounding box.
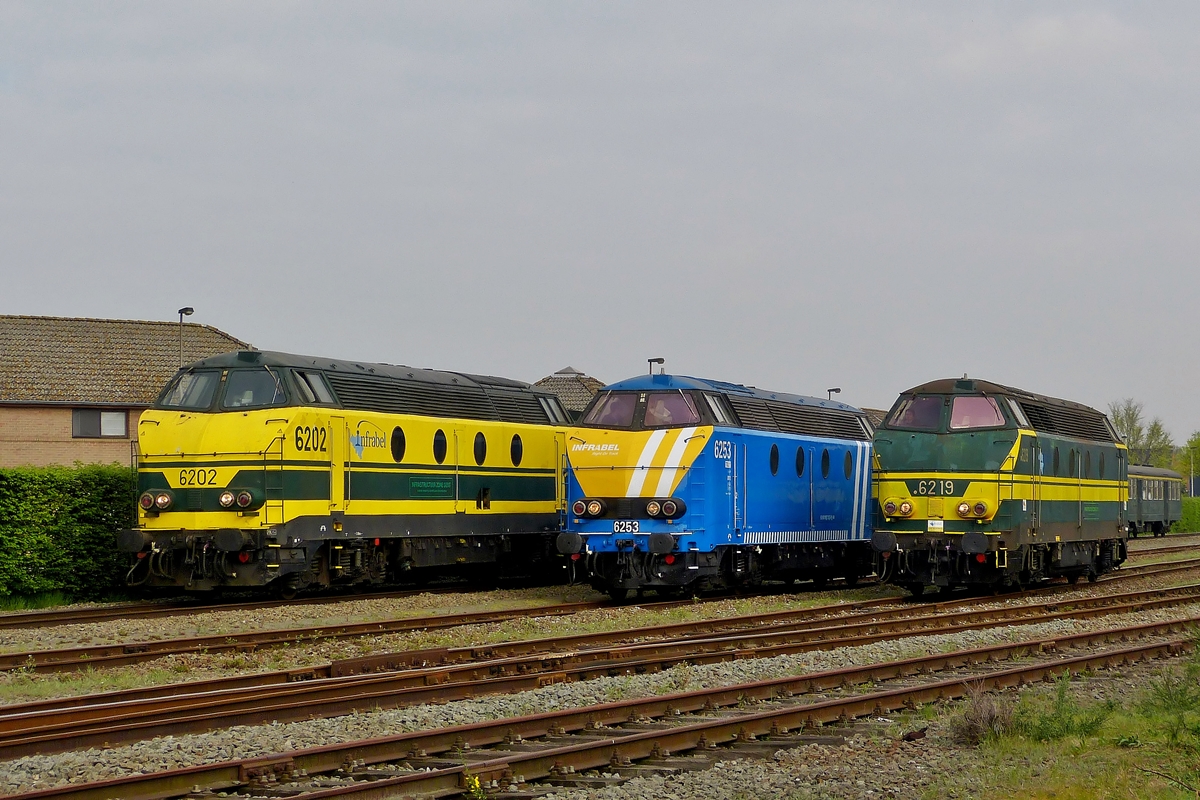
[0,465,135,601]
[950,681,1017,745]
[1172,497,1200,533]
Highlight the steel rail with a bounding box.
[4,580,1199,760]
[5,617,1194,800]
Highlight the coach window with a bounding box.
[844,451,854,479]
[886,396,943,431]
[72,409,128,438]
[821,449,831,479]
[222,369,287,409]
[391,427,406,462]
[433,430,447,464]
[474,432,487,466]
[769,444,779,476]
[159,370,220,410]
[581,392,637,428]
[510,434,523,467]
[949,396,1006,430]
[796,447,806,477]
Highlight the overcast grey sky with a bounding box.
[2,3,1197,436]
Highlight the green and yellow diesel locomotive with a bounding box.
[871,378,1128,593]
[118,350,573,595]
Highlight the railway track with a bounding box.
[1,556,1196,675]
[4,575,1200,761]
[6,612,1193,800]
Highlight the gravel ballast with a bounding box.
[4,600,1200,794]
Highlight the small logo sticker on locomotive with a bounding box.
[571,443,620,453]
[927,519,944,532]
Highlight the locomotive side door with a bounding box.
[1031,437,1041,530]
[454,427,468,514]
[329,416,345,513]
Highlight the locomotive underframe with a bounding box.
[581,540,874,597]
[875,526,1127,591]
[120,513,561,594]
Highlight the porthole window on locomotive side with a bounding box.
[391,427,406,462]
[510,434,523,467]
[821,449,830,479]
[474,432,486,466]
[844,451,853,480]
[769,444,779,476]
[796,447,805,477]
[433,429,447,464]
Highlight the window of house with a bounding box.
[73,409,128,438]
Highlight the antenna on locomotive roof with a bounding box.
[648,357,665,375]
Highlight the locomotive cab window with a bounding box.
[703,394,735,425]
[949,396,1006,430]
[642,392,701,428]
[159,370,221,410]
[538,397,571,425]
[294,371,337,405]
[886,396,944,431]
[222,369,287,409]
[581,392,637,428]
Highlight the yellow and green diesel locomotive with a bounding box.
[871,378,1128,594]
[117,350,573,594]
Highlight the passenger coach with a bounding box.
[1127,464,1184,537]
[556,372,875,599]
[871,377,1128,593]
[118,350,572,595]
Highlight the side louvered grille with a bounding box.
[483,389,551,425]
[1018,402,1113,441]
[726,397,778,431]
[726,396,868,441]
[325,373,499,421]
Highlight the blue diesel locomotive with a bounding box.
[555,373,875,599]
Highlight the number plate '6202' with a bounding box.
[613,520,640,533]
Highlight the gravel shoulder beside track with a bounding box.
[5,600,1199,795]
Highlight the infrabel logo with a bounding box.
[351,421,387,458]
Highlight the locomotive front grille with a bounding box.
[186,489,203,511]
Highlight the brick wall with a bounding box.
[0,406,142,468]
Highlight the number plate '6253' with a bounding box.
[613,520,640,533]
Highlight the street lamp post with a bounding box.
[177,307,194,366]
[827,387,841,401]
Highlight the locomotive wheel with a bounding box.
[607,586,629,602]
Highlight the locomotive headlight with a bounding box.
[235,491,254,509]
[571,500,587,517]
[139,492,157,511]
[957,501,972,518]
[661,499,680,518]
[898,500,913,516]
[218,490,236,508]
[586,499,605,517]
[645,500,662,517]
[154,492,173,510]
[883,499,898,516]
[973,501,988,517]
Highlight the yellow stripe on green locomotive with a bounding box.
[118,350,572,594]
[871,377,1128,594]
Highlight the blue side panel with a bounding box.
[566,427,872,555]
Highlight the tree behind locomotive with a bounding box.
[871,377,1128,593]
[556,373,875,599]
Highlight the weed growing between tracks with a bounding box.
[937,643,1200,799]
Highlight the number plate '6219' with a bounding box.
[613,520,640,533]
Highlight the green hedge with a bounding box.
[0,465,135,601]
[1173,497,1200,533]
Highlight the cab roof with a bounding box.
[901,377,1104,417]
[604,373,865,415]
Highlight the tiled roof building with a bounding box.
[534,367,605,417]
[0,315,250,466]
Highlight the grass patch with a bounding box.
[0,591,74,611]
